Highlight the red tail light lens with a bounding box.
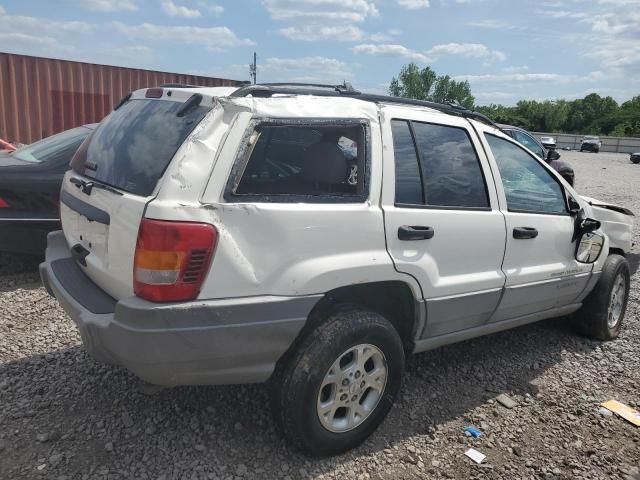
[0,197,8,208]
[134,219,217,302]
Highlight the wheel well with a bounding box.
[304,281,419,353]
[609,247,626,257]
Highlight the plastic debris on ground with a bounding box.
[464,426,482,438]
[464,448,486,464]
[598,407,614,416]
[600,400,640,427]
[495,393,518,409]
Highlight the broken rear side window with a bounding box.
[230,121,368,202]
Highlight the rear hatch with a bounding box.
[60,88,214,299]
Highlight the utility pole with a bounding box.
[249,52,257,84]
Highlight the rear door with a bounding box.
[60,91,213,299]
[478,129,592,321]
[381,107,507,338]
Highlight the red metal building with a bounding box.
[0,52,240,144]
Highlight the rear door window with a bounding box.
[391,120,423,205]
[76,99,211,196]
[228,121,368,202]
[391,120,489,209]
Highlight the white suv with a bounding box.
[40,83,632,456]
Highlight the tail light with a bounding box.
[0,197,8,208]
[134,219,217,302]
[145,88,163,98]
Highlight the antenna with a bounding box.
[249,52,257,84]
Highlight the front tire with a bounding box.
[270,306,405,456]
[574,254,630,340]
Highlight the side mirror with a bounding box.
[572,210,601,241]
[576,232,605,263]
[580,217,601,234]
[573,212,603,263]
[547,149,560,161]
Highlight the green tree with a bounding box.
[611,96,640,136]
[389,63,475,109]
[390,64,640,137]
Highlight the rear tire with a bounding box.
[269,306,405,456]
[631,157,640,164]
[574,254,630,341]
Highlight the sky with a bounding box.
[0,0,638,105]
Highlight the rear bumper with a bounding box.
[40,231,320,386]
[581,143,600,151]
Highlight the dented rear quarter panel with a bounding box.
[179,96,422,299]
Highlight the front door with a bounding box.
[381,108,507,338]
[479,131,592,321]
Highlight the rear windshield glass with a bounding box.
[80,99,211,196]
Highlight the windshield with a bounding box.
[78,99,212,196]
[12,127,90,163]
[584,136,599,140]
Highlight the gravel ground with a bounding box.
[1,150,639,480]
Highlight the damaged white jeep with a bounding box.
[40,83,633,456]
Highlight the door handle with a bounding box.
[513,227,538,239]
[398,225,435,241]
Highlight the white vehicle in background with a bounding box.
[40,83,632,456]
[539,136,556,150]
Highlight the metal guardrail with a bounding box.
[533,132,640,154]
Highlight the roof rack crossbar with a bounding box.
[230,84,496,128]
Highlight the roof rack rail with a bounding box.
[232,81,361,97]
[230,83,496,127]
[158,83,200,88]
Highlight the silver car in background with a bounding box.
[539,136,556,149]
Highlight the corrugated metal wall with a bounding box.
[0,52,240,144]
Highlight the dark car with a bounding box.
[580,135,602,153]
[498,124,574,186]
[0,125,96,255]
[631,152,640,164]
